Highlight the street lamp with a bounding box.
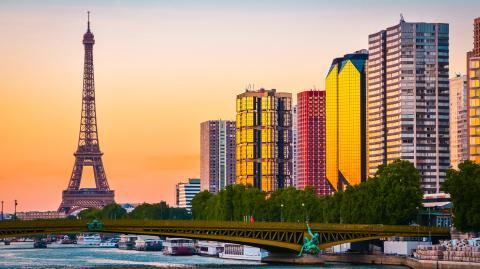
[1,201,3,221]
[14,200,17,220]
[280,204,284,222]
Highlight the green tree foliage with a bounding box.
[191,160,423,225]
[442,160,480,232]
[78,208,102,220]
[100,203,127,220]
[191,191,213,220]
[191,185,267,221]
[77,202,191,220]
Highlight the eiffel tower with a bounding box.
[59,12,115,214]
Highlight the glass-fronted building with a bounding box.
[468,17,480,164]
[297,90,333,196]
[200,120,236,193]
[326,51,368,191]
[367,18,450,193]
[235,88,292,192]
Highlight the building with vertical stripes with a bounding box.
[468,17,480,164]
[297,90,333,196]
[449,74,468,169]
[291,105,298,188]
[236,88,292,192]
[367,18,450,193]
[200,120,236,193]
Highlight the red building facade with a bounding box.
[296,90,333,196]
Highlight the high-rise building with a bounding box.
[200,120,236,193]
[326,51,368,191]
[450,74,468,169]
[175,178,201,212]
[468,17,480,164]
[297,90,333,196]
[236,88,292,192]
[367,18,450,193]
[291,105,298,188]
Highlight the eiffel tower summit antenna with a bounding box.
[58,12,115,214]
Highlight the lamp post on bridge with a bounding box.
[14,200,17,220]
[1,201,3,221]
[280,203,284,222]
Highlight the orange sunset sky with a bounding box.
[0,0,479,212]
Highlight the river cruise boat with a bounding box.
[219,244,268,261]
[99,237,120,248]
[163,238,194,256]
[118,234,138,250]
[135,236,162,251]
[77,234,101,246]
[197,241,224,257]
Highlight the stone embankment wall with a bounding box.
[323,253,480,269]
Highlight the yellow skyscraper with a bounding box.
[326,50,368,191]
[236,88,292,192]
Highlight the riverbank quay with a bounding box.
[262,253,325,264]
[323,253,480,269]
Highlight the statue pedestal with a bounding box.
[262,253,325,264]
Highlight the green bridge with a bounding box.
[0,220,449,252]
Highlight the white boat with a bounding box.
[219,244,268,261]
[99,237,120,248]
[197,241,224,257]
[77,234,101,246]
[135,235,162,251]
[118,234,138,250]
[163,238,195,256]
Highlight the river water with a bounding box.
[0,242,406,269]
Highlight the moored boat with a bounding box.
[197,241,224,257]
[219,243,268,261]
[118,235,138,250]
[163,238,194,256]
[135,236,162,251]
[99,237,120,248]
[77,234,101,246]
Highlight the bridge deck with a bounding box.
[0,220,449,252]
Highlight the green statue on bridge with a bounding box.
[298,222,321,256]
[87,219,104,231]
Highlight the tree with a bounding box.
[168,207,190,220]
[101,203,127,220]
[370,160,423,225]
[78,208,101,220]
[190,160,422,225]
[442,160,480,232]
[191,191,213,220]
